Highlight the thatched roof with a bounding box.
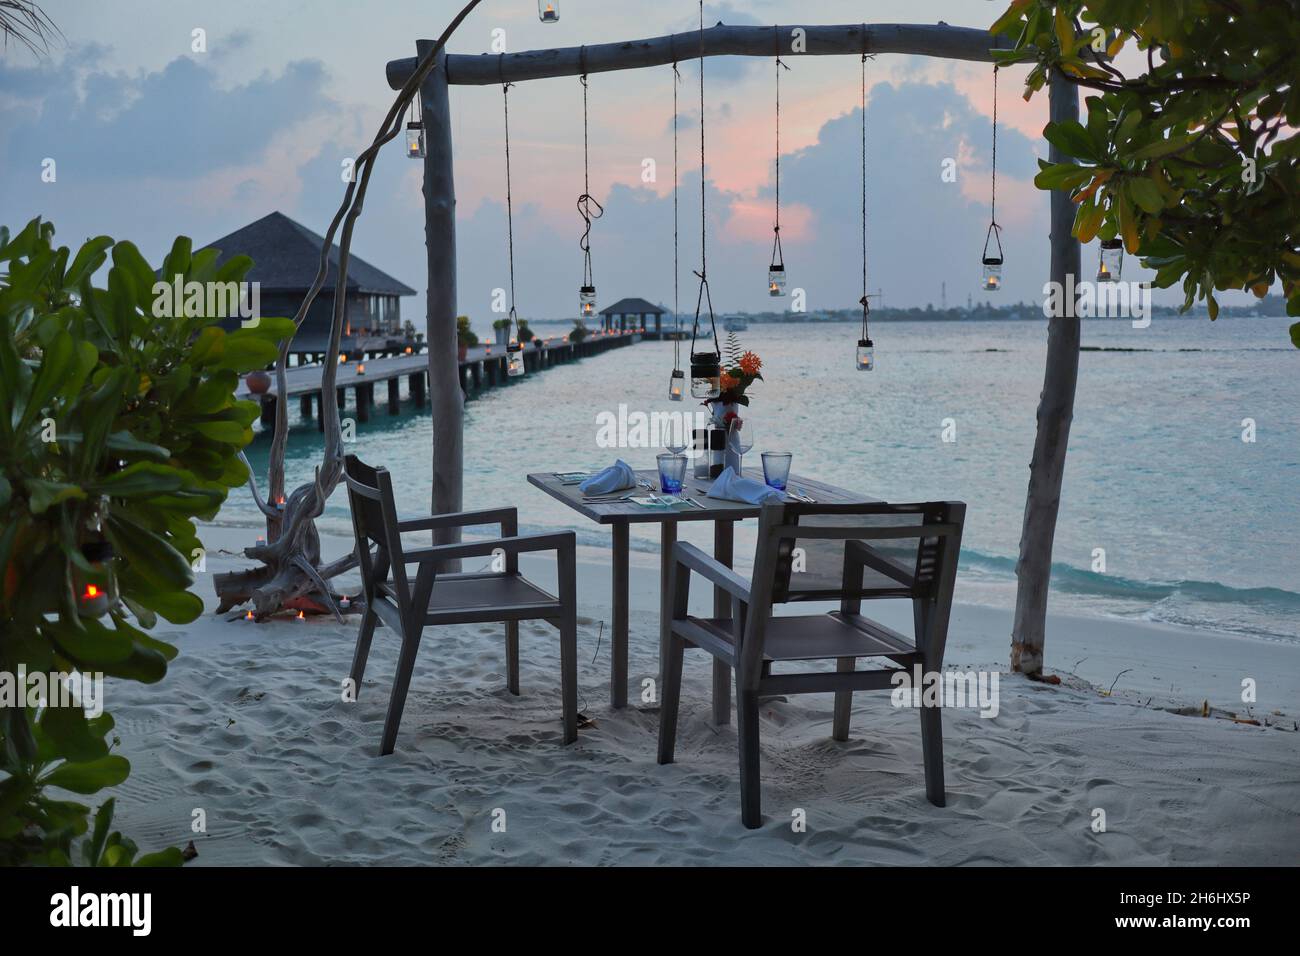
[194,211,416,296]
[599,296,665,316]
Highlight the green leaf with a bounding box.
[105,431,172,460]
[105,513,195,592]
[1043,120,1099,162]
[190,419,251,444]
[25,478,87,514]
[90,462,185,498]
[1127,178,1166,215]
[213,335,279,372]
[1130,133,1199,160]
[41,705,110,764]
[43,755,131,795]
[86,798,115,866]
[134,847,186,867]
[1289,321,1300,346]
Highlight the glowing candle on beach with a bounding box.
[296,611,306,621]
[245,610,255,621]
[339,596,351,610]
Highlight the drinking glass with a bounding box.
[761,451,793,491]
[657,453,687,494]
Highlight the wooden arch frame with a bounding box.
[384,20,1081,671]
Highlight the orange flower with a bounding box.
[738,351,762,377]
[720,372,740,391]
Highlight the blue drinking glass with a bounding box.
[657,453,687,494]
[761,451,792,491]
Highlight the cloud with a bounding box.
[452,77,1051,321]
[3,54,335,179]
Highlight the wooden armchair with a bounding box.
[657,500,965,828]
[343,455,578,754]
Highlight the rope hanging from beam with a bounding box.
[770,26,789,279]
[689,0,719,366]
[500,64,520,339]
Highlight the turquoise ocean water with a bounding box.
[225,316,1299,644]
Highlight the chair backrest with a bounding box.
[740,500,966,680]
[343,454,412,611]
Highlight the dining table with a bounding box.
[526,468,875,723]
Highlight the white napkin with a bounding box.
[706,466,785,504]
[578,459,636,494]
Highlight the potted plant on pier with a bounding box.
[517,320,541,348]
[456,315,477,361]
[492,316,511,345]
[569,320,589,343]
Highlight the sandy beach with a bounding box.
[99,524,1299,866]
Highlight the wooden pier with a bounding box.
[237,329,643,430]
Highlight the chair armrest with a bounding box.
[846,539,915,588]
[673,541,751,603]
[396,507,518,533]
[403,532,574,565]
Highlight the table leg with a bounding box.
[658,520,677,693]
[712,519,734,726]
[611,519,629,709]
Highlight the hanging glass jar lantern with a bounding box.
[768,264,786,297]
[690,351,721,399]
[856,337,875,372]
[406,121,425,159]
[506,338,525,377]
[538,1,559,23]
[74,540,114,619]
[1098,238,1123,282]
[668,368,685,402]
[579,285,596,319]
[981,223,1004,292]
[982,257,1003,291]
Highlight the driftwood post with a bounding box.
[419,41,464,554]
[1011,68,1080,676]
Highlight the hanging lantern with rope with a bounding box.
[855,49,875,371]
[668,58,685,402]
[73,539,115,619]
[406,93,426,159]
[576,66,604,321]
[981,66,1003,291]
[501,77,526,378]
[768,35,790,297]
[689,1,721,399]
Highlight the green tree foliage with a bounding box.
[0,218,291,864]
[991,0,1299,343]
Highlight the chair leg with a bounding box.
[348,605,379,698]
[379,625,422,756]
[656,633,685,765]
[919,704,946,807]
[831,656,855,742]
[736,685,762,829]
[505,621,520,696]
[559,612,578,745]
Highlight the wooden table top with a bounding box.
[526,469,874,525]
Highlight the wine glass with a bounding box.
[662,416,690,456]
[728,418,755,475]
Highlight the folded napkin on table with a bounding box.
[578,459,637,495]
[706,466,785,504]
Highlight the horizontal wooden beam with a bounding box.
[387,22,1011,89]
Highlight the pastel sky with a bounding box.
[2,0,1205,330]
